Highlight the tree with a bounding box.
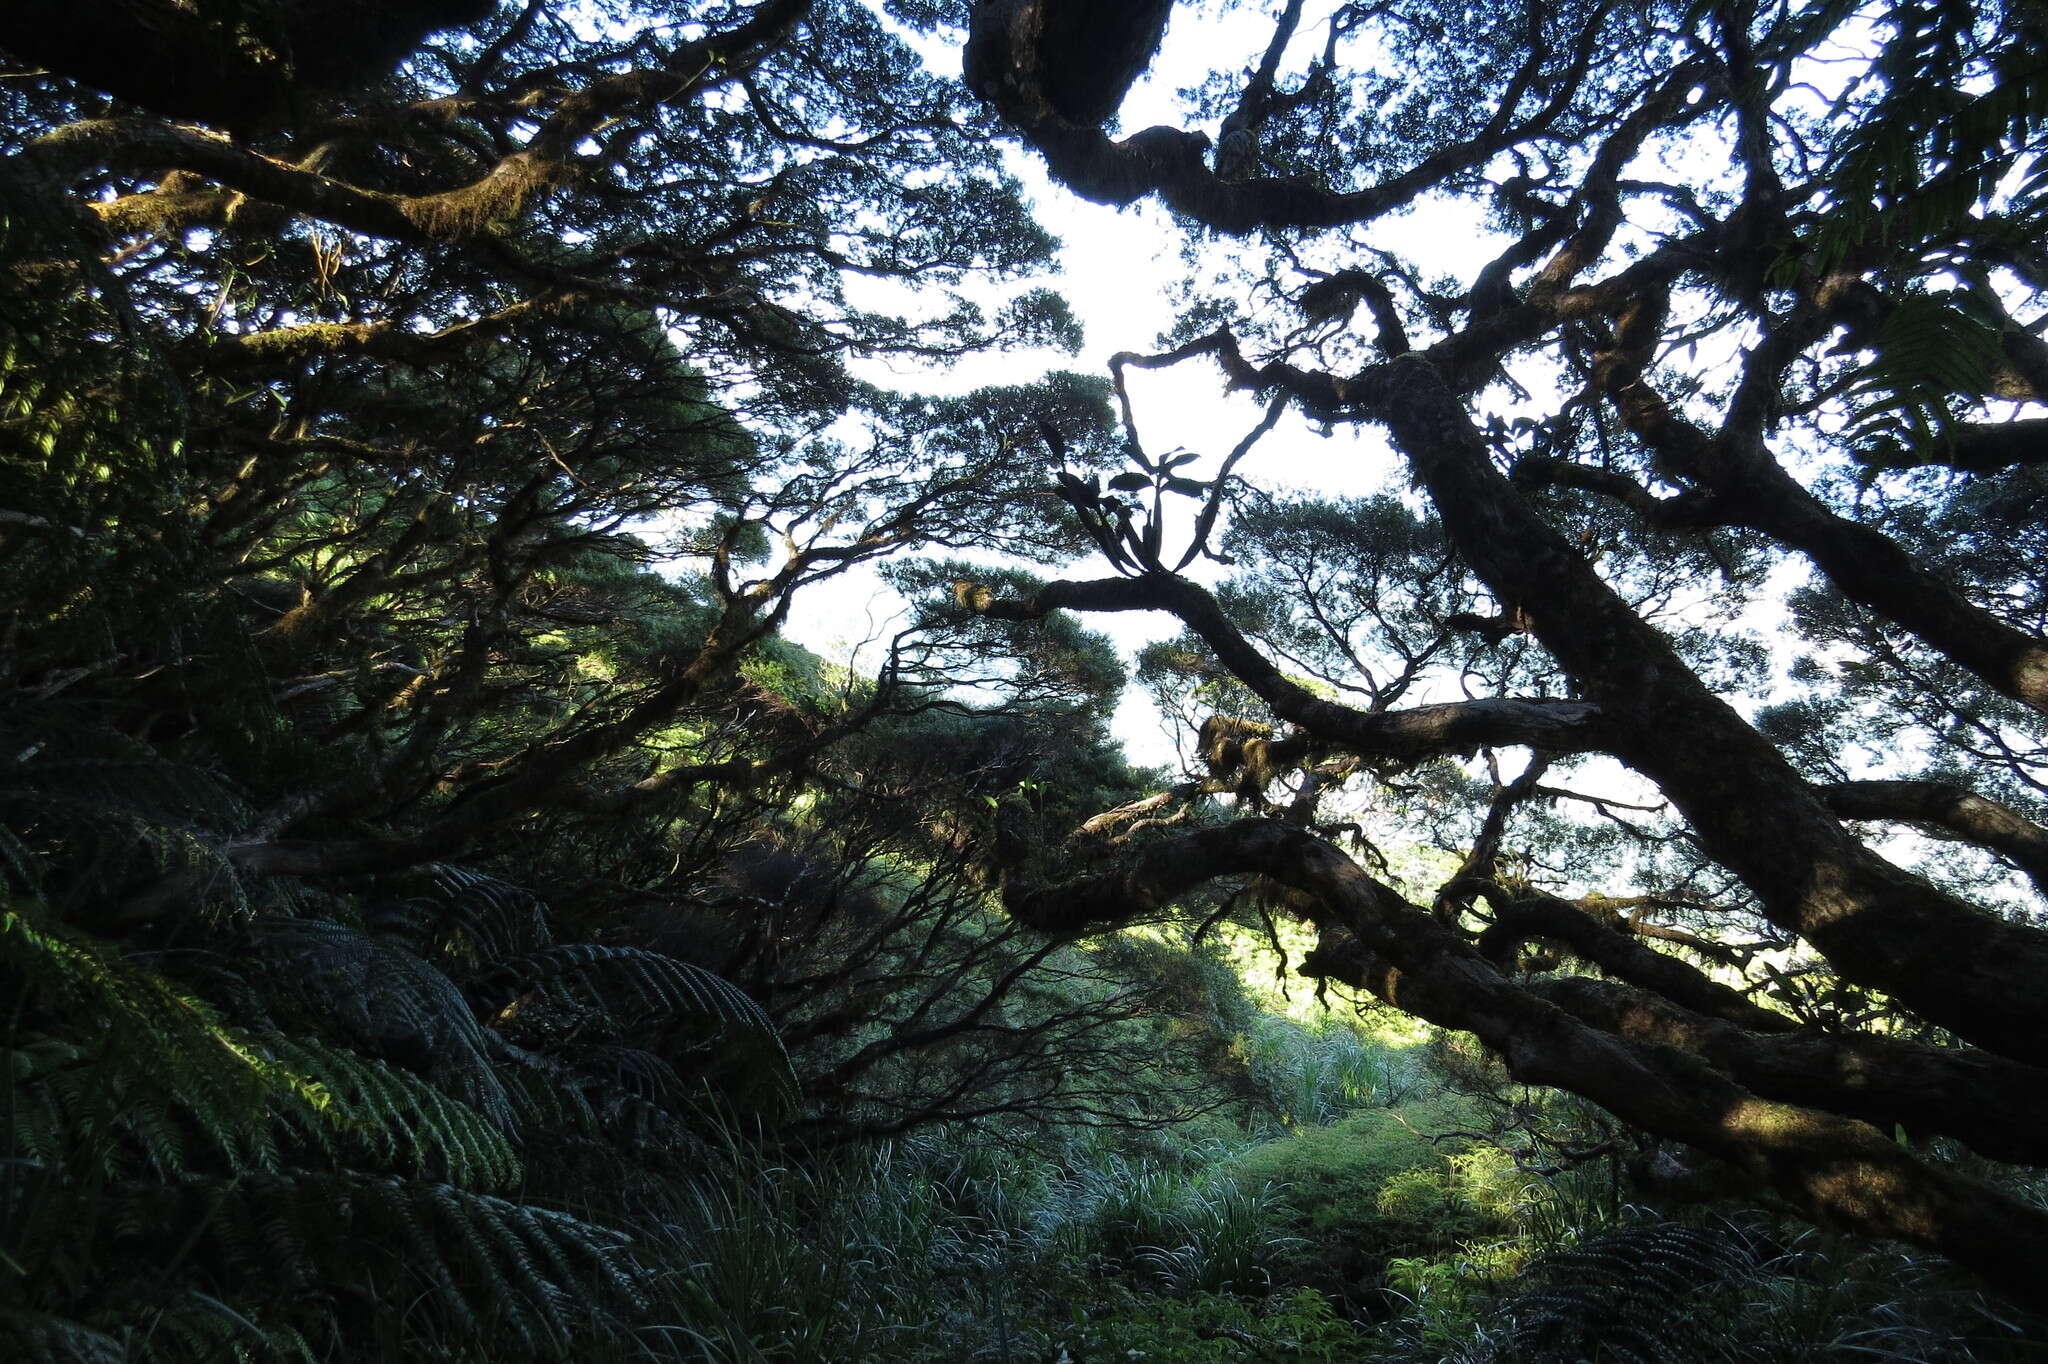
[0,0,1123,892]
[951,0,2048,1303]
[0,2,1159,1354]
[10,0,2048,1330]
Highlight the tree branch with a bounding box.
[1472,888,1791,1032]
[1527,974,2048,1166]
[960,569,1610,764]
[1341,351,2048,1064]
[995,816,2048,1303]
[1821,778,2048,898]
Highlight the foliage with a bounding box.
[1485,1220,1763,1364]
[946,0,2048,1310]
[1041,1285,1359,1364]
[1075,1158,1298,1295]
[8,0,2048,1354]
[0,895,669,1359]
[1460,1216,2044,1364]
[1235,1013,1422,1129]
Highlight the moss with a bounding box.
[1228,1100,1476,1277]
[1037,1284,1359,1363]
[1232,1097,1479,1201]
[401,156,555,239]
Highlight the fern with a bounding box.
[110,1172,652,1354]
[1784,2,2048,471]
[1490,1219,1761,1363]
[0,705,256,918]
[131,1292,317,1364]
[0,1311,126,1364]
[484,943,778,1038]
[370,863,555,968]
[244,918,513,1130]
[565,1040,692,1108]
[481,944,797,1110]
[1,921,513,1188]
[266,1036,522,1191]
[1,903,278,1176]
[6,1034,251,1181]
[1846,289,2011,462]
[555,1041,729,1155]
[490,1038,605,1137]
[1807,0,2048,270]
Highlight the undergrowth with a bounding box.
[6,895,2042,1361]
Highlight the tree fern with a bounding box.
[2,917,514,1196]
[481,944,797,1111]
[553,1040,728,1156]
[109,1172,651,1355]
[484,944,780,1038]
[5,1032,253,1181]
[1489,1219,1762,1363]
[369,864,555,969]
[243,918,512,1130]
[564,1040,692,1109]
[1,902,278,1175]
[0,707,255,919]
[265,1036,521,1191]
[489,1039,605,1138]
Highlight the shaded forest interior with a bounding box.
[6,0,2048,1359]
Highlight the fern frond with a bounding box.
[1808,0,2048,270]
[111,1172,651,1354]
[1,759,251,829]
[2,795,251,920]
[266,1035,521,1190]
[426,863,554,961]
[0,704,257,915]
[1,903,277,1174]
[0,819,40,893]
[369,864,554,967]
[1845,290,2008,462]
[485,944,778,1039]
[132,1291,317,1364]
[482,944,797,1110]
[554,1042,725,1154]
[0,1310,125,1364]
[244,918,512,1130]
[1493,1219,1761,1363]
[491,1039,604,1137]
[568,1041,691,1109]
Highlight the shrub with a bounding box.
[1076,1159,1300,1295]
[1041,1285,1360,1363]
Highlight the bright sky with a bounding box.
[776,4,1853,774]
[786,7,1429,766]
[789,173,1409,768]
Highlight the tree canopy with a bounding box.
[954,0,2048,1302]
[6,0,2048,1351]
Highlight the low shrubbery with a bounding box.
[642,1070,2045,1363]
[11,882,2041,1362]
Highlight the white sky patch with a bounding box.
[790,14,1473,764]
